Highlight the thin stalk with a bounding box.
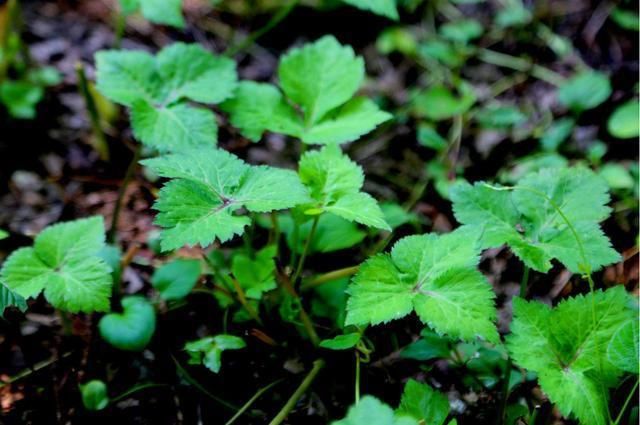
[355,353,361,404]
[276,269,320,346]
[113,11,125,49]
[300,265,360,292]
[476,48,565,86]
[291,216,319,285]
[110,383,169,404]
[0,351,73,388]
[520,266,530,298]
[268,359,325,425]
[172,355,238,411]
[76,62,109,160]
[107,144,141,243]
[225,0,299,56]
[613,379,639,425]
[225,379,284,425]
[230,277,263,325]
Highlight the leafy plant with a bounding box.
[0,217,112,313]
[341,0,399,20]
[151,258,201,301]
[450,167,620,274]
[118,0,184,28]
[184,334,246,373]
[80,380,110,411]
[95,43,237,151]
[221,35,392,145]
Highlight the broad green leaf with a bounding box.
[451,167,620,273]
[80,380,109,411]
[99,296,156,351]
[0,283,27,317]
[412,82,476,121]
[341,0,399,20]
[0,217,112,313]
[346,228,498,343]
[142,149,310,250]
[599,163,635,190]
[122,0,184,27]
[396,379,449,425]
[320,332,361,350]
[184,334,245,373]
[279,35,364,125]
[231,246,277,299]
[401,328,452,361]
[222,36,390,145]
[279,213,366,254]
[332,396,418,425]
[151,258,201,300]
[607,99,639,139]
[507,287,635,425]
[299,145,389,230]
[380,202,418,230]
[95,43,236,151]
[557,71,611,112]
[0,81,44,119]
[607,319,639,374]
[131,101,218,150]
[475,105,526,129]
[440,19,483,44]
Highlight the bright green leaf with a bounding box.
[231,245,277,299]
[397,379,450,425]
[607,99,639,139]
[440,19,483,44]
[0,283,27,317]
[607,319,639,374]
[80,380,109,411]
[320,332,361,350]
[341,0,399,20]
[557,71,611,112]
[184,334,246,373]
[151,258,201,300]
[99,296,156,351]
[332,396,418,425]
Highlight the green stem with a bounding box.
[613,379,639,425]
[520,266,530,298]
[113,11,125,49]
[107,144,141,244]
[355,353,361,404]
[268,359,325,425]
[75,62,109,161]
[172,355,238,411]
[300,265,360,292]
[110,383,169,404]
[225,0,299,56]
[476,48,565,86]
[291,216,319,285]
[225,379,284,425]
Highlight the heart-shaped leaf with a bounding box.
[99,296,156,351]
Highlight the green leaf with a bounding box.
[417,124,448,151]
[610,7,640,31]
[0,229,8,240]
[151,258,201,300]
[299,145,389,230]
[80,380,109,411]
[0,217,112,313]
[451,167,620,273]
[95,43,236,151]
[184,334,246,373]
[279,35,364,125]
[412,82,476,121]
[380,202,418,230]
[231,245,277,299]
[332,396,418,425]
[320,332,361,350]
[282,213,366,254]
[440,19,483,44]
[139,0,184,27]
[345,228,498,343]
[142,149,310,251]
[0,81,44,119]
[397,379,450,425]
[341,0,399,20]
[557,71,611,112]
[607,319,639,374]
[539,117,574,151]
[475,105,526,129]
[507,287,635,425]
[607,99,639,139]
[401,328,452,361]
[99,296,156,351]
[221,36,390,144]
[599,163,635,190]
[0,283,27,317]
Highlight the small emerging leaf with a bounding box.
[184,334,246,373]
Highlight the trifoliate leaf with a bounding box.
[231,245,277,300]
[507,287,635,425]
[120,0,184,27]
[80,380,109,411]
[607,99,639,139]
[0,283,27,317]
[151,258,201,300]
[184,334,245,373]
[345,228,498,343]
[320,332,361,350]
[221,36,390,145]
[396,379,450,425]
[142,149,310,251]
[0,217,112,313]
[557,71,611,112]
[299,145,389,230]
[332,396,418,425]
[99,296,156,351]
[450,167,620,273]
[607,319,639,374]
[95,43,236,151]
[341,0,399,20]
